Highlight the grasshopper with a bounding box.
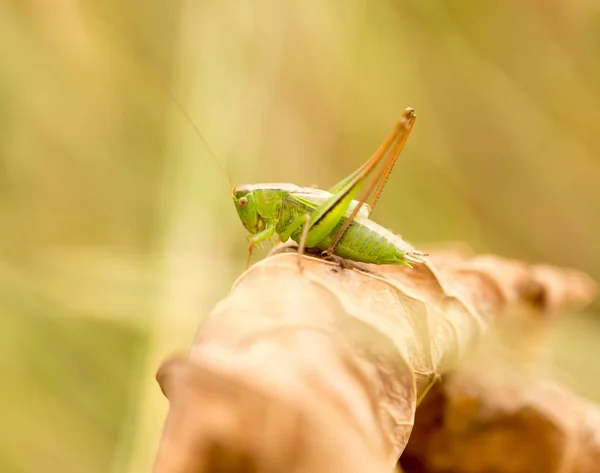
[97,15,424,269]
[230,108,427,268]
[98,17,424,269]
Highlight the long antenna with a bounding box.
[97,13,234,191]
[166,90,234,191]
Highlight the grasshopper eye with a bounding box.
[238,196,248,208]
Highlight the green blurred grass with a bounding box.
[0,1,599,471]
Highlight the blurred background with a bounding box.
[1,0,599,471]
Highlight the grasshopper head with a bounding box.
[232,187,260,234]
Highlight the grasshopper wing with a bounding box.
[289,189,372,223]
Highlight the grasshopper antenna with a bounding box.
[96,13,234,192]
[166,91,234,192]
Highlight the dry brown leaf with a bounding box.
[153,246,596,472]
[402,357,600,473]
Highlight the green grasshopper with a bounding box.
[98,15,425,269]
[230,108,427,268]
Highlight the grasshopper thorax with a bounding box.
[232,183,300,234]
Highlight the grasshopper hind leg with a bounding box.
[320,252,387,276]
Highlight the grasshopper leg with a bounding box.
[295,214,311,272]
[297,214,311,255]
[246,240,254,269]
[245,226,276,268]
[318,251,386,276]
[320,248,333,259]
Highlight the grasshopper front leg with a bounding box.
[246,225,275,268]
